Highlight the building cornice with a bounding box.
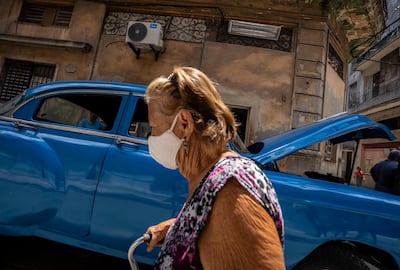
[0,34,92,52]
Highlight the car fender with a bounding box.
[268,171,400,269]
[0,124,64,225]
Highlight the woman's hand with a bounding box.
[145,218,176,252]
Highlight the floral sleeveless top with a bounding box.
[154,156,284,270]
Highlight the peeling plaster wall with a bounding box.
[200,42,294,142]
[324,64,345,117]
[0,44,94,80]
[94,36,295,144]
[0,1,106,80]
[319,64,346,177]
[79,8,337,145]
[94,38,203,84]
[0,0,350,146]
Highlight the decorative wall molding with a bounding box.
[104,12,207,43]
[104,12,292,52]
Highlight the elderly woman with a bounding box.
[144,66,285,269]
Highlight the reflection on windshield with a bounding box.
[0,92,25,116]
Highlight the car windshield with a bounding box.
[0,92,25,116]
[229,135,250,154]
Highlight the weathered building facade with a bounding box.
[0,0,387,180]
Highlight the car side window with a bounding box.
[129,98,150,138]
[34,93,122,131]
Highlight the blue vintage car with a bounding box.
[0,81,399,270]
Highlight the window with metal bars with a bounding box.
[0,59,55,102]
[19,1,73,27]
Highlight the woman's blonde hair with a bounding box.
[145,66,237,145]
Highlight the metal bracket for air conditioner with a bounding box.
[127,43,162,61]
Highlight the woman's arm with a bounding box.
[145,218,176,252]
[198,180,285,270]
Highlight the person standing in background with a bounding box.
[79,112,106,130]
[370,149,400,194]
[354,166,364,187]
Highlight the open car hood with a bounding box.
[249,113,397,166]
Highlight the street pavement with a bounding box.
[0,235,381,269]
[0,235,152,270]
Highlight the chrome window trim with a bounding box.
[0,116,149,145]
[9,89,144,117]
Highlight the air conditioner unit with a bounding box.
[126,21,163,49]
[228,20,282,41]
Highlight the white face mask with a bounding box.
[148,114,183,170]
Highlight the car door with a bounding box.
[1,90,126,237]
[36,91,129,237]
[90,96,187,262]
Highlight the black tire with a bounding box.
[294,244,371,270]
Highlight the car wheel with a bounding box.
[294,244,371,270]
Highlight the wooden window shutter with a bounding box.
[19,1,73,27]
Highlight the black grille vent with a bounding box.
[19,2,73,27]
